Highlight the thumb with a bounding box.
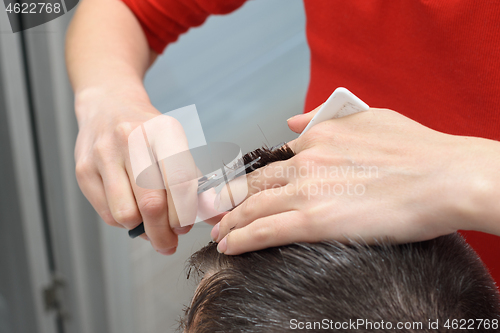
[287,103,323,134]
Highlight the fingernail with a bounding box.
[217,237,227,254]
[211,223,220,241]
[158,247,176,256]
[287,114,301,122]
[173,226,191,235]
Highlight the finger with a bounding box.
[147,115,199,228]
[216,210,315,255]
[172,225,193,235]
[99,162,142,229]
[198,188,226,226]
[213,184,296,242]
[128,159,178,253]
[204,212,227,226]
[135,186,178,253]
[214,161,291,212]
[76,164,122,228]
[160,158,198,228]
[127,115,196,254]
[287,103,323,133]
[161,157,201,236]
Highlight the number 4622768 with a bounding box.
[5,2,62,14]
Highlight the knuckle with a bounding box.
[151,233,177,251]
[299,126,324,145]
[297,123,340,150]
[100,211,120,227]
[252,224,273,243]
[247,171,263,192]
[154,240,178,252]
[300,206,315,222]
[166,173,198,199]
[291,152,311,170]
[114,122,135,141]
[294,186,315,205]
[113,208,141,226]
[158,114,182,129]
[75,159,93,180]
[219,213,236,234]
[294,149,327,170]
[103,219,117,227]
[295,184,310,200]
[93,140,112,159]
[219,217,229,235]
[167,169,195,186]
[138,194,166,217]
[240,193,258,217]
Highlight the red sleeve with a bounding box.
[121,0,246,54]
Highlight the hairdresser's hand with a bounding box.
[211,107,500,255]
[74,88,204,255]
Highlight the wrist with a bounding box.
[74,80,151,122]
[452,137,500,235]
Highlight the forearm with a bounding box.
[65,0,156,113]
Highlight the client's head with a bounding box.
[180,146,500,332]
[183,236,499,332]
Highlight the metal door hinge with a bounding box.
[42,274,68,319]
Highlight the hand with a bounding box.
[211,107,497,254]
[74,87,217,255]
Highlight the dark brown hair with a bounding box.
[241,144,295,172]
[180,145,500,332]
[183,236,499,332]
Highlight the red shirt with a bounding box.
[122,0,500,285]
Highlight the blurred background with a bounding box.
[0,1,309,332]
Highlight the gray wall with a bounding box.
[144,0,309,153]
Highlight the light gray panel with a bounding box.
[0,7,57,333]
[0,64,41,333]
[19,10,112,333]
